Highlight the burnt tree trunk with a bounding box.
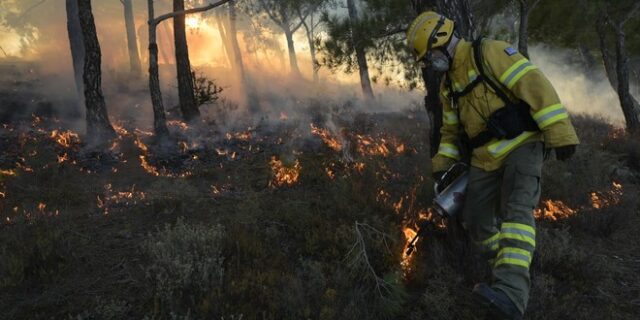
[76,0,116,140]
[597,10,640,134]
[173,0,200,121]
[613,22,640,133]
[66,0,84,107]
[347,0,374,100]
[410,0,476,155]
[517,0,541,59]
[123,0,142,77]
[283,27,302,78]
[302,17,319,83]
[147,0,170,138]
[228,1,246,79]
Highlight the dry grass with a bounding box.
[0,107,638,319]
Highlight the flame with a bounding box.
[167,120,190,131]
[393,197,404,214]
[269,156,301,187]
[38,202,46,212]
[226,130,252,141]
[401,227,418,272]
[355,134,390,157]
[50,130,80,148]
[310,124,343,151]
[57,153,69,164]
[534,200,577,221]
[325,167,335,179]
[591,181,623,209]
[0,169,17,176]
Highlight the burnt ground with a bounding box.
[1,72,639,319]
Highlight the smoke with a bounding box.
[4,1,630,136]
[529,44,627,126]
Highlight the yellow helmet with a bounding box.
[407,11,455,61]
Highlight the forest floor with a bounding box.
[1,70,639,319]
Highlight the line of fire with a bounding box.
[1,1,639,319]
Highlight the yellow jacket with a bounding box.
[432,39,579,172]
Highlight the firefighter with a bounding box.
[407,11,579,319]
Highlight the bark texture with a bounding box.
[77,0,116,140]
[410,0,476,156]
[123,0,142,77]
[347,0,374,100]
[597,10,640,133]
[173,0,200,121]
[147,0,169,137]
[66,0,84,106]
[517,0,541,59]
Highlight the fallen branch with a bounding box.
[344,222,394,300]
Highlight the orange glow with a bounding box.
[590,181,623,209]
[50,130,80,148]
[269,156,301,187]
[534,200,577,221]
[310,124,343,152]
[0,169,17,176]
[401,227,418,272]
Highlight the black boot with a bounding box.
[472,283,523,320]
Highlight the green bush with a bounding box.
[142,218,225,318]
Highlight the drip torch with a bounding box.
[405,162,469,256]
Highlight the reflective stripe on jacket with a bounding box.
[432,39,579,172]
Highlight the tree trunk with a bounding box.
[302,17,319,83]
[66,0,84,107]
[347,0,374,100]
[518,0,541,59]
[76,0,116,141]
[147,0,170,138]
[517,1,530,58]
[614,25,640,133]
[410,0,476,155]
[284,27,302,78]
[228,1,245,79]
[123,0,142,77]
[441,0,475,39]
[173,0,200,121]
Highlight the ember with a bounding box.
[0,169,17,176]
[50,130,80,148]
[310,124,343,152]
[591,182,623,209]
[534,200,577,221]
[269,156,301,187]
[355,134,390,157]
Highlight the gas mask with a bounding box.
[423,49,451,72]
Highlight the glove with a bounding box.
[555,145,577,161]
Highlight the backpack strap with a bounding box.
[471,37,513,106]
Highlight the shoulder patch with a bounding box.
[504,47,518,56]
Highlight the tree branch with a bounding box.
[151,0,232,26]
[17,0,49,21]
[258,0,286,29]
[0,45,8,57]
[621,2,640,27]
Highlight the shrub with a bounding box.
[142,218,225,318]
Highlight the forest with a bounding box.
[0,0,639,319]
